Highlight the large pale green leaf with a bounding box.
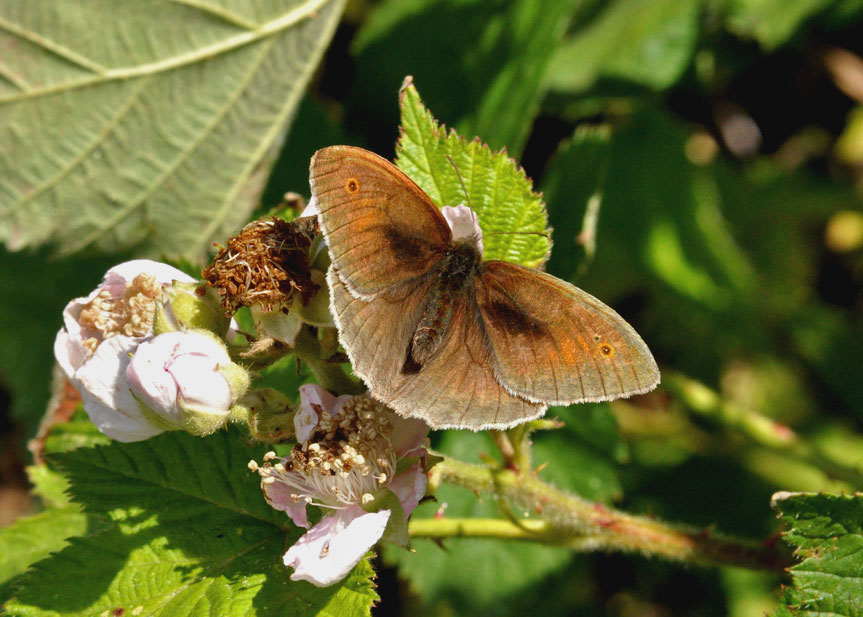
[5,429,378,617]
[395,81,551,268]
[0,0,345,259]
[548,0,702,93]
[771,492,863,617]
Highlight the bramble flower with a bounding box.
[250,384,429,587]
[53,260,196,441]
[125,331,249,436]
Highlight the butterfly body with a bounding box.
[311,145,660,430]
[410,240,481,368]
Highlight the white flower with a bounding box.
[53,260,195,441]
[125,331,248,436]
[250,384,429,587]
[441,204,483,255]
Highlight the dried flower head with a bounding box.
[202,217,319,314]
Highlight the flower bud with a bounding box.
[125,331,249,436]
[153,282,230,337]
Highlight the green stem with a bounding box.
[664,371,863,488]
[426,456,791,573]
[292,326,365,395]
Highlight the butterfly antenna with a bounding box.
[446,155,471,208]
[484,230,551,238]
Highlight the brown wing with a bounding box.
[476,261,660,405]
[329,266,544,430]
[327,265,430,398]
[311,146,452,298]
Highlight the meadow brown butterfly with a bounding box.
[311,146,660,430]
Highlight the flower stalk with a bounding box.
[424,454,792,573]
[292,326,365,396]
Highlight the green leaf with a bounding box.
[548,0,702,93]
[771,491,863,617]
[395,80,552,268]
[540,125,612,280]
[26,464,73,508]
[351,0,581,158]
[0,0,345,260]
[384,431,572,609]
[457,0,581,157]
[0,506,89,603]
[41,409,113,455]
[5,429,378,617]
[724,0,835,49]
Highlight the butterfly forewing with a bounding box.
[477,261,660,405]
[311,146,452,297]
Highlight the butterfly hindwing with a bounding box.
[476,261,660,405]
[327,265,429,398]
[386,283,546,429]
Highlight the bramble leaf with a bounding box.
[771,491,863,617]
[395,79,551,268]
[4,429,378,617]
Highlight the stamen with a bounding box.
[77,273,162,353]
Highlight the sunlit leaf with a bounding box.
[771,492,863,617]
[395,80,551,268]
[5,429,378,617]
[548,0,701,92]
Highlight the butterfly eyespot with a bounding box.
[594,334,601,341]
[345,178,360,194]
[599,343,615,357]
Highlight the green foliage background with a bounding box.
[2,0,863,616]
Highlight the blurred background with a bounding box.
[2,0,862,615]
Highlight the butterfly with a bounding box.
[310,145,659,430]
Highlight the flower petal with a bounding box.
[387,463,428,516]
[53,328,87,384]
[262,476,310,528]
[388,412,429,457]
[105,259,195,287]
[75,336,162,442]
[441,204,483,255]
[284,507,391,587]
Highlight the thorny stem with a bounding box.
[664,371,863,488]
[421,455,792,573]
[292,326,365,395]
